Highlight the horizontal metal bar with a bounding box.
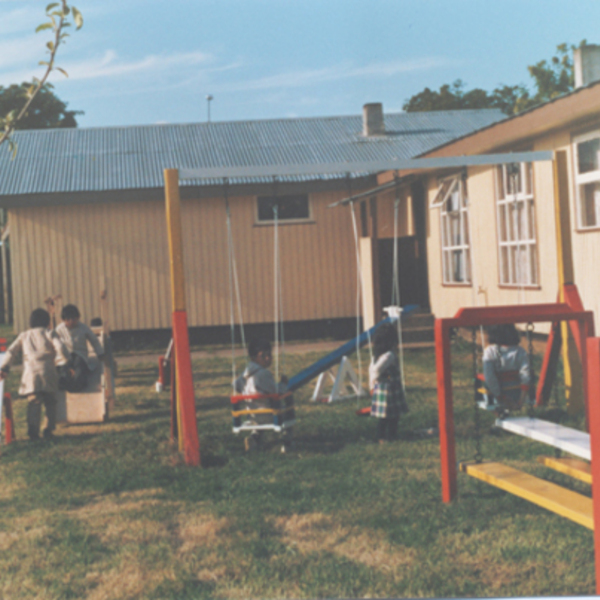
[178,151,554,181]
[328,174,416,208]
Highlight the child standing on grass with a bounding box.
[55,304,104,393]
[0,308,68,440]
[234,338,293,453]
[483,324,530,417]
[369,323,408,444]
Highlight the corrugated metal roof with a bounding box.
[0,109,504,196]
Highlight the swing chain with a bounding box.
[472,327,483,463]
[526,322,535,417]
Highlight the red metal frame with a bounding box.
[586,337,600,594]
[435,302,595,504]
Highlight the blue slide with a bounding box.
[287,305,419,392]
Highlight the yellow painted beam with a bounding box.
[537,455,592,485]
[164,168,187,312]
[553,151,584,415]
[461,461,593,529]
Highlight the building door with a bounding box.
[377,181,430,311]
[378,237,427,308]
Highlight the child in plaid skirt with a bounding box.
[369,323,408,443]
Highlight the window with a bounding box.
[495,162,538,286]
[256,194,310,223]
[439,176,471,284]
[574,130,600,229]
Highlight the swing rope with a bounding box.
[224,178,247,386]
[472,326,483,463]
[271,176,285,382]
[347,174,373,402]
[391,174,406,392]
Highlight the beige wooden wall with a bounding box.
[9,188,361,332]
[426,152,561,327]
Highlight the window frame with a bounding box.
[438,174,472,286]
[573,129,600,231]
[494,162,539,288]
[254,193,313,225]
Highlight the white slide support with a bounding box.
[311,355,368,403]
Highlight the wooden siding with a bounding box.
[9,188,360,332]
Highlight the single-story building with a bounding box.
[367,45,600,334]
[0,104,503,336]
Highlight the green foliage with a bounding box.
[0,1,83,152]
[404,41,588,115]
[0,83,82,130]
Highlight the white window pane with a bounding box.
[527,200,536,239]
[578,138,600,174]
[530,245,539,285]
[500,247,510,284]
[463,211,470,245]
[497,166,505,199]
[452,250,463,282]
[526,163,533,196]
[582,182,600,227]
[499,205,507,241]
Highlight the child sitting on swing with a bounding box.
[234,338,293,453]
[369,323,409,443]
[483,323,530,416]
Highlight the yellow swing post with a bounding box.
[164,168,200,466]
[553,151,584,416]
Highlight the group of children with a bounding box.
[1,301,530,447]
[0,304,104,441]
[237,320,531,451]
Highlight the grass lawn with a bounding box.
[0,337,594,599]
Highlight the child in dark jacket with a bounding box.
[369,323,408,443]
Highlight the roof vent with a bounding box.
[362,103,385,136]
[574,45,600,88]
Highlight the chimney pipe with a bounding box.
[363,103,385,136]
[574,45,600,88]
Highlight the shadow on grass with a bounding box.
[108,410,171,424]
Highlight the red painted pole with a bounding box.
[435,319,456,502]
[585,337,600,594]
[173,311,199,465]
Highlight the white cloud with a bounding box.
[213,57,458,93]
[60,49,214,80]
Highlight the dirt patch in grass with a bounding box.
[273,512,417,571]
[177,513,229,554]
[0,521,47,551]
[86,562,164,600]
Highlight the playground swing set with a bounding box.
[160,148,553,467]
[162,148,600,590]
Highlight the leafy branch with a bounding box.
[0,1,83,154]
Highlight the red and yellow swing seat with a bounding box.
[475,371,529,410]
[230,392,295,433]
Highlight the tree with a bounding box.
[0,1,83,154]
[403,42,586,116]
[0,83,82,130]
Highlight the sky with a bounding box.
[1,0,600,129]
